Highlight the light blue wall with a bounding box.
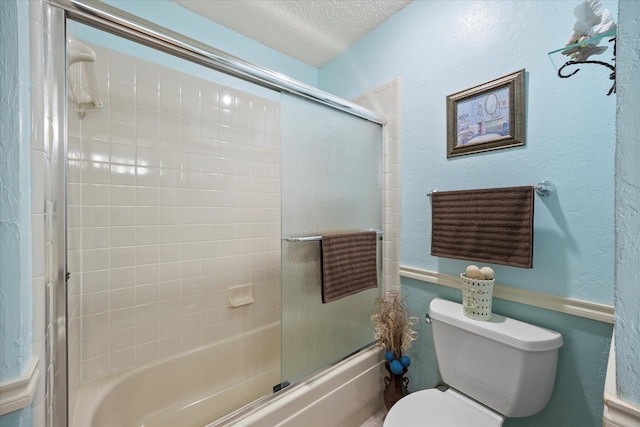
[0,409,31,427]
[87,0,318,87]
[73,20,282,103]
[615,0,640,408]
[0,0,32,424]
[319,1,619,425]
[321,0,617,304]
[0,0,32,381]
[1,0,633,424]
[402,280,612,426]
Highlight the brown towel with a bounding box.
[431,186,534,268]
[321,231,378,303]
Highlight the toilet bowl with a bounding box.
[383,298,563,427]
[385,388,503,426]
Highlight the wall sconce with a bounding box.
[548,0,617,95]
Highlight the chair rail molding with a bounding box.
[0,357,40,415]
[400,265,614,324]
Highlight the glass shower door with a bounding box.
[280,93,383,384]
[65,21,284,426]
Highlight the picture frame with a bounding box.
[446,69,525,158]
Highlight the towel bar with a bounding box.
[283,230,383,242]
[426,181,555,198]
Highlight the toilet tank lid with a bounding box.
[429,298,563,352]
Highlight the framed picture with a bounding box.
[446,69,525,158]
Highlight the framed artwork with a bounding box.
[446,69,525,158]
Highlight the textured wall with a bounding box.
[0,0,33,425]
[319,1,619,425]
[0,0,31,383]
[402,279,613,426]
[320,0,617,304]
[615,0,640,408]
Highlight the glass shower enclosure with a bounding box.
[281,93,382,384]
[52,1,384,425]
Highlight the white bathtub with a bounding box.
[215,344,386,427]
[73,322,386,427]
[72,322,281,427]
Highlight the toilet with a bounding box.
[384,298,563,426]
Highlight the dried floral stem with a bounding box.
[371,291,418,358]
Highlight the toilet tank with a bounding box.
[429,298,563,418]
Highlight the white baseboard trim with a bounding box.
[603,400,640,427]
[603,336,640,426]
[0,357,41,416]
[400,265,614,324]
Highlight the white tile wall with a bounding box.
[353,79,402,292]
[29,1,50,424]
[68,44,282,384]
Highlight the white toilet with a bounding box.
[384,298,563,426]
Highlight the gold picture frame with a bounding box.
[447,69,526,158]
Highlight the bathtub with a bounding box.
[72,322,281,427]
[215,344,386,427]
[73,321,386,427]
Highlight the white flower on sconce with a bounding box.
[563,0,617,62]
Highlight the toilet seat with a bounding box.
[383,388,504,427]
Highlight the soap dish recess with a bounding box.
[227,284,254,308]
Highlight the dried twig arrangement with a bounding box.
[371,290,418,358]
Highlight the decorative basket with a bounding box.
[460,274,494,321]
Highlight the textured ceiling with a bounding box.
[171,0,412,67]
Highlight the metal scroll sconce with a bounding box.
[553,33,617,96]
[549,0,617,96]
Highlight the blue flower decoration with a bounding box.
[400,355,411,368]
[390,359,404,375]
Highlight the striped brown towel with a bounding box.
[321,231,378,303]
[431,186,534,268]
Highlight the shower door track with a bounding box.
[47,0,385,125]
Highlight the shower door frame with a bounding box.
[45,3,70,427]
[47,0,384,124]
[44,1,385,425]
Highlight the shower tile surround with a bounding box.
[68,44,282,385]
[353,79,401,293]
[29,2,50,424]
